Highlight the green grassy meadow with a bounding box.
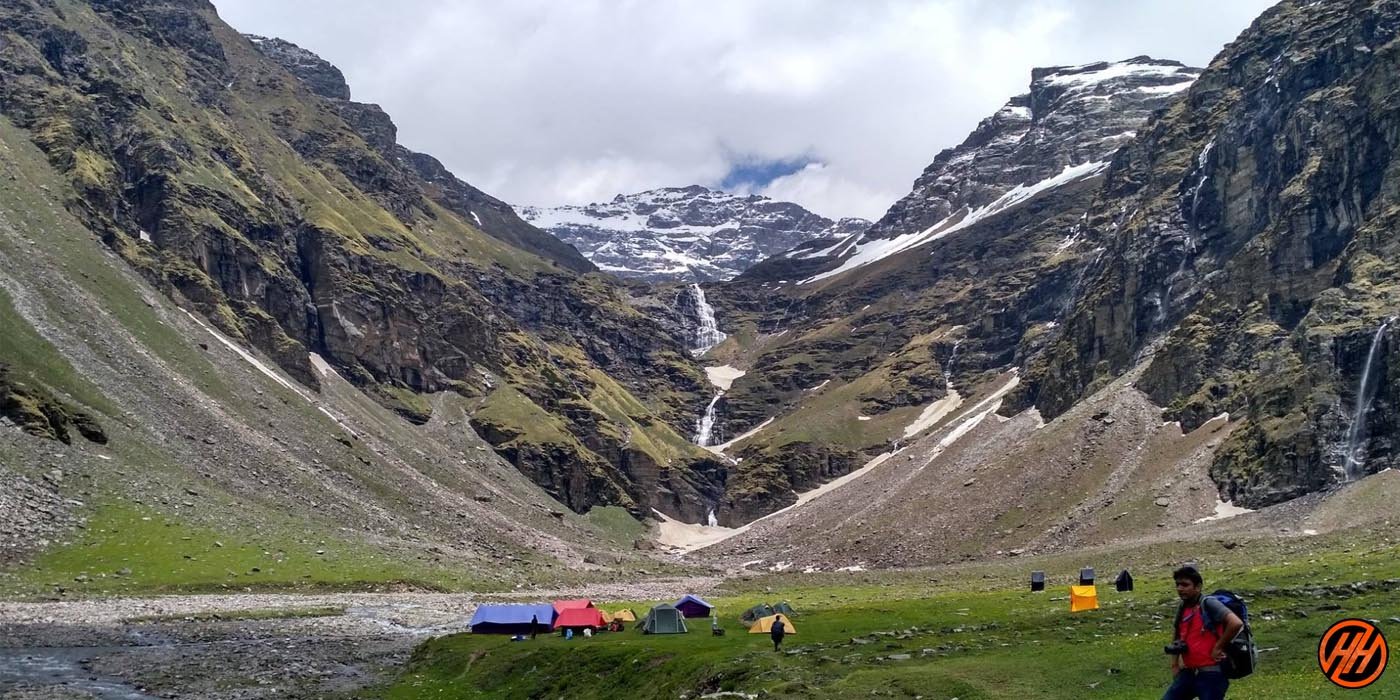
[378,535,1400,699]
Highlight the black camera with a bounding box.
[1164,640,1188,656]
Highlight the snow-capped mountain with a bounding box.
[520,186,869,282]
[768,56,1201,285]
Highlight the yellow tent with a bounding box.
[748,614,797,634]
[1070,585,1099,612]
[599,610,614,624]
[612,609,637,622]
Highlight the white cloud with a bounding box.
[215,0,1277,221]
[752,163,893,222]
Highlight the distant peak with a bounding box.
[1030,56,1197,85]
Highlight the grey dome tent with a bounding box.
[774,601,796,616]
[1030,571,1046,592]
[741,603,776,625]
[640,603,688,634]
[1079,568,1095,585]
[1114,569,1134,592]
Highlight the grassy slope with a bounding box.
[4,1,709,531]
[0,116,479,594]
[0,115,691,597]
[380,530,1400,699]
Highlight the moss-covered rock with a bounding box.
[0,364,106,445]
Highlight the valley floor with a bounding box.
[379,528,1400,699]
[5,521,1400,699]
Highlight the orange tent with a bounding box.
[748,614,797,634]
[1070,585,1100,612]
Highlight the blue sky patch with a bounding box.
[718,155,819,192]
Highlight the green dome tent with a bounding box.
[640,603,688,634]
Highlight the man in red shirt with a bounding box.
[1162,566,1244,700]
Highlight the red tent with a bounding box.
[553,599,594,615]
[555,606,605,630]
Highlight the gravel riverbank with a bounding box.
[0,577,720,698]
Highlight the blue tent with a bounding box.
[469,604,556,635]
[674,594,715,619]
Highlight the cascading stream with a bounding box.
[1343,319,1392,481]
[689,283,727,356]
[687,283,729,447]
[694,392,722,447]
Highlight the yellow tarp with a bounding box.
[748,614,797,634]
[1070,585,1099,612]
[612,609,637,622]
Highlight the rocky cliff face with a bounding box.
[703,58,1201,523]
[0,1,719,521]
[245,34,349,100]
[1014,0,1400,508]
[521,186,869,282]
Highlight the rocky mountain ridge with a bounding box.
[521,185,869,282]
[748,56,1200,285]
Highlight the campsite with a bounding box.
[379,529,1400,699]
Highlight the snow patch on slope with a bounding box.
[802,161,1109,284]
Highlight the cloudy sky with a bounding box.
[216,0,1276,221]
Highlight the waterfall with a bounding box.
[1343,320,1391,481]
[694,392,722,446]
[689,284,727,356]
[945,340,964,388]
[706,509,718,527]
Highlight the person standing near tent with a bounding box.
[771,615,786,651]
[1162,566,1243,700]
[530,614,539,640]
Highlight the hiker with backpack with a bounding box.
[1162,566,1252,700]
[771,615,786,652]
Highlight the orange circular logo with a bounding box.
[1319,619,1388,689]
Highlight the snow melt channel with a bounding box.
[182,310,312,402]
[183,311,359,437]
